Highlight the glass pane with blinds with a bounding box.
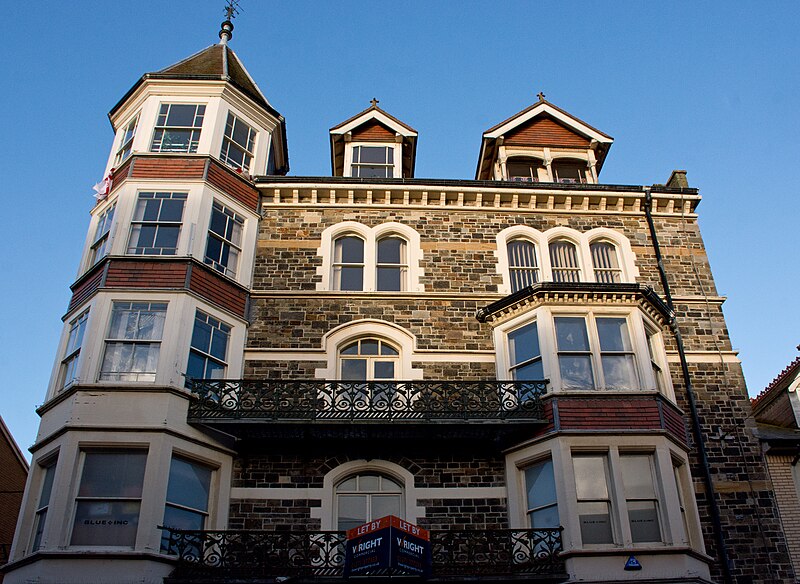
[549,241,581,282]
[590,241,622,283]
[507,240,539,291]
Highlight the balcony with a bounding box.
[187,379,549,445]
[163,527,567,583]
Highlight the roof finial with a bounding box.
[219,0,241,45]
[537,91,546,102]
[370,98,380,108]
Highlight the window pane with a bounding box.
[341,359,367,380]
[78,452,147,497]
[621,456,656,499]
[161,505,205,552]
[578,501,613,544]
[380,344,398,356]
[559,355,594,389]
[515,360,544,381]
[359,475,380,491]
[337,266,363,290]
[555,317,589,351]
[165,104,198,126]
[509,323,540,366]
[372,495,402,519]
[71,501,141,546]
[530,505,559,528]
[338,495,367,530]
[166,457,212,511]
[361,340,379,355]
[377,267,402,291]
[39,463,57,507]
[377,238,403,264]
[379,476,402,492]
[186,351,207,380]
[341,342,359,355]
[525,460,556,509]
[628,501,661,542]
[601,355,637,389]
[596,318,632,351]
[359,146,389,164]
[573,457,608,499]
[373,361,394,379]
[336,237,364,263]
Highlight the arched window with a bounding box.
[590,241,622,283]
[507,157,545,182]
[339,338,399,381]
[376,236,408,291]
[549,240,581,283]
[336,474,403,531]
[333,236,365,291]
[507,239,539,292]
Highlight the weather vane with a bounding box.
[224,0,242,21]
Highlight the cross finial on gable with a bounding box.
[370,98,380,108]
[537,92,546,101]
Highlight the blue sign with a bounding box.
[624,555,642,571]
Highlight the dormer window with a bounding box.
[552,160,587,184]
[151,104,205,153]
[351,145,395,178]
[220,112,256,172]
[507,157,545,182]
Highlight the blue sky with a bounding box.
[2,1,799,457]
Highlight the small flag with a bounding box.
[93,168,115,201]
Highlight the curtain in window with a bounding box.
[507,240,539,291]
[590,242,622,283]
[549,240,581,282]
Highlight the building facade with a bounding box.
[4,20,795,584]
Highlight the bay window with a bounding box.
[88,204,115,266]
[161,456,213,553]
[99,302,167,382]
[524,458,559,528]
[205,201,244,278]
[31,458,57,551]
[115,113,139,165]
[150,103,205,153]
[186,310,231,382]
[58,310,89,390]
[220,112,256,172]
[621,454,662,543]
[573,454,614,544]
[71,450,147,547]
[127,192,187,255]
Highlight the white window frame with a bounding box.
[114,113,139,166]
[495,226,640,294]
[87,202,117,268]
[58,309,89,390]
[30,454,58,552]
[150,103,206,154]
[219,111,257,172]
[98,301,167,382]
[70,449,148,548]
[204,200,244,278]
[506,437,703,553]
[317,222,424,292]
[160,454,215,553]
[126,191,188,256]
[496,305,672,396]
[345,142,401,179]
[317,460,423,530]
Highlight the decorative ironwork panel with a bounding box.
[163,527,564,580]
[188,379,548,423]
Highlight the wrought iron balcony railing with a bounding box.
[163,527,565,581]
[188,379,548,423]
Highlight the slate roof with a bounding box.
[109,44,282,121]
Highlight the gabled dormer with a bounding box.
[106,20,289,177]
[476,95,613,184]
[330,100,417,178]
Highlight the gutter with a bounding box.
[643,187,733,584]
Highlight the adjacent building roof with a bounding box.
[752,354,800,430]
